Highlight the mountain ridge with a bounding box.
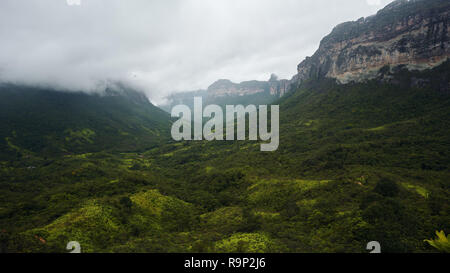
[291,0,449,86]
[0,83,170,160]
[1,0,449,254]
[161,74,289,112]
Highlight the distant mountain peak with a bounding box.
[207,79,236,92]
[160,75,291,112]
[96,81,150,105]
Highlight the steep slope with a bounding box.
[278,61,450,175]
[0,84,170,160]
[293,0,449,85]
[1,0,449,254]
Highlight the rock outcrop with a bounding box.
[161,75,289,111]
[207,75,288,98]
[268,74,290,97]
[292,0,450,85]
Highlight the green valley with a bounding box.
[1,61,449,253]
[0,0,449,254]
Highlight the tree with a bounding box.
[119,197,133,211]
[374,179,399,197]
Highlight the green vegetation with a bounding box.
[425,231,450,253]
[0,84,171,160]
[0,62,449,253]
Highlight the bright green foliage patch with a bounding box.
[425,231,450,253]
[34,201,123,252]
[401,182,429,198]
[215,233,276,253]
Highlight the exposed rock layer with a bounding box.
[293,0,450,85]
[207,74,288,98]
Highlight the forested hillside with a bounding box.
[0,0,449,254]
[1,61,448,253]
[0,84,170,160]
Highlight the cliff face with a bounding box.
[293,0,450,85]
[207,75,288,98]
[165,0,450,110]
[207,79,265,97]
[268,74,290,97]
[161,74,288,112]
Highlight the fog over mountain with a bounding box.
[0,0,392,104]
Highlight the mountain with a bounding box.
[161,74,290,112]
[292,0,449,85]
[139,59,449,253]
[143,0,450,252]
[1,0,449,253]
[207,75,290,98]
[0,83,171,160]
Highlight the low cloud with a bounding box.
[0,0,393,104]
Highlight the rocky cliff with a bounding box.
[292,0,450,85]
[207,74,288,98]
[268,74,290,97]
[161,74,289,112]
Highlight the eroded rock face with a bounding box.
[293,0,450,85]
[161,75,289,112]
[207,79,264,97]
[207,76,289,98]
[269,79,290,97]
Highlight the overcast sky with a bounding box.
[0,0,393,104]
